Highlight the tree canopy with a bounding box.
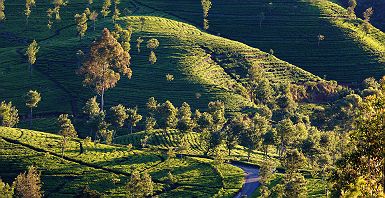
[78,28,131,110]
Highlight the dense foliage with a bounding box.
[0,0,385,197]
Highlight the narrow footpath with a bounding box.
[233,163,260,198]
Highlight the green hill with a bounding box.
[0,0,320,133]
[0,127,244,197]
[137,0,385,83]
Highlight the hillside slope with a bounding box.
[333,0,385,32]
[138,0,385,83]
[0,0,320,132]
[0,127,244,197]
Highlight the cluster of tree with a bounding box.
[147,98,214,133]
[3,7,44,128]
[241,64,360,195]
[72,0,127,39]
[112,23,133,52]
[330,76,385,196]
[143,97,227,154]
[345,0,375,33]
[258,150,309,197]
[47,0,68,29]
[281,76,385,196]
[82,96,143,144]
[77,27,161,133]
[0,90,41,129]
[342,0,385,30]
[74,5,109,39]
[99,0,123,21]
[0,166,43,198]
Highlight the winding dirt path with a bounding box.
[232,163,260,198]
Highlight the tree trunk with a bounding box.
[61,146,64,158]
[101,61,106,111]
[247,149,251,162]
[130,125,133,134]
[93,20,96,31]
[93,128,97,141]
[29,108,33,129]
[101,88,104,111]
[79,141,84,154]
[249,91,252,104]
[264,145,269,158]
[281,145,286,158]
[276,145,280,155]
[62,138,66,158]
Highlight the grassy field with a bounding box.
[0,127,245,197]
[0,1,365,196]
[0,138,133,197]
[0,0,320,133]
[137,0,385,83]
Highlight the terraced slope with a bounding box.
[0,138,130,197]
[0,127,244,197]
[0,0,320,132]
[138,0,385,82]
[333,0,385,32]
[114,129,281,166]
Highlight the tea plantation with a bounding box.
[0,0,383,197]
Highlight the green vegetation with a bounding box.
[138,0,385,82]
[0,127,245,197]
[0,4,320,133]
[1,0,385,196]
